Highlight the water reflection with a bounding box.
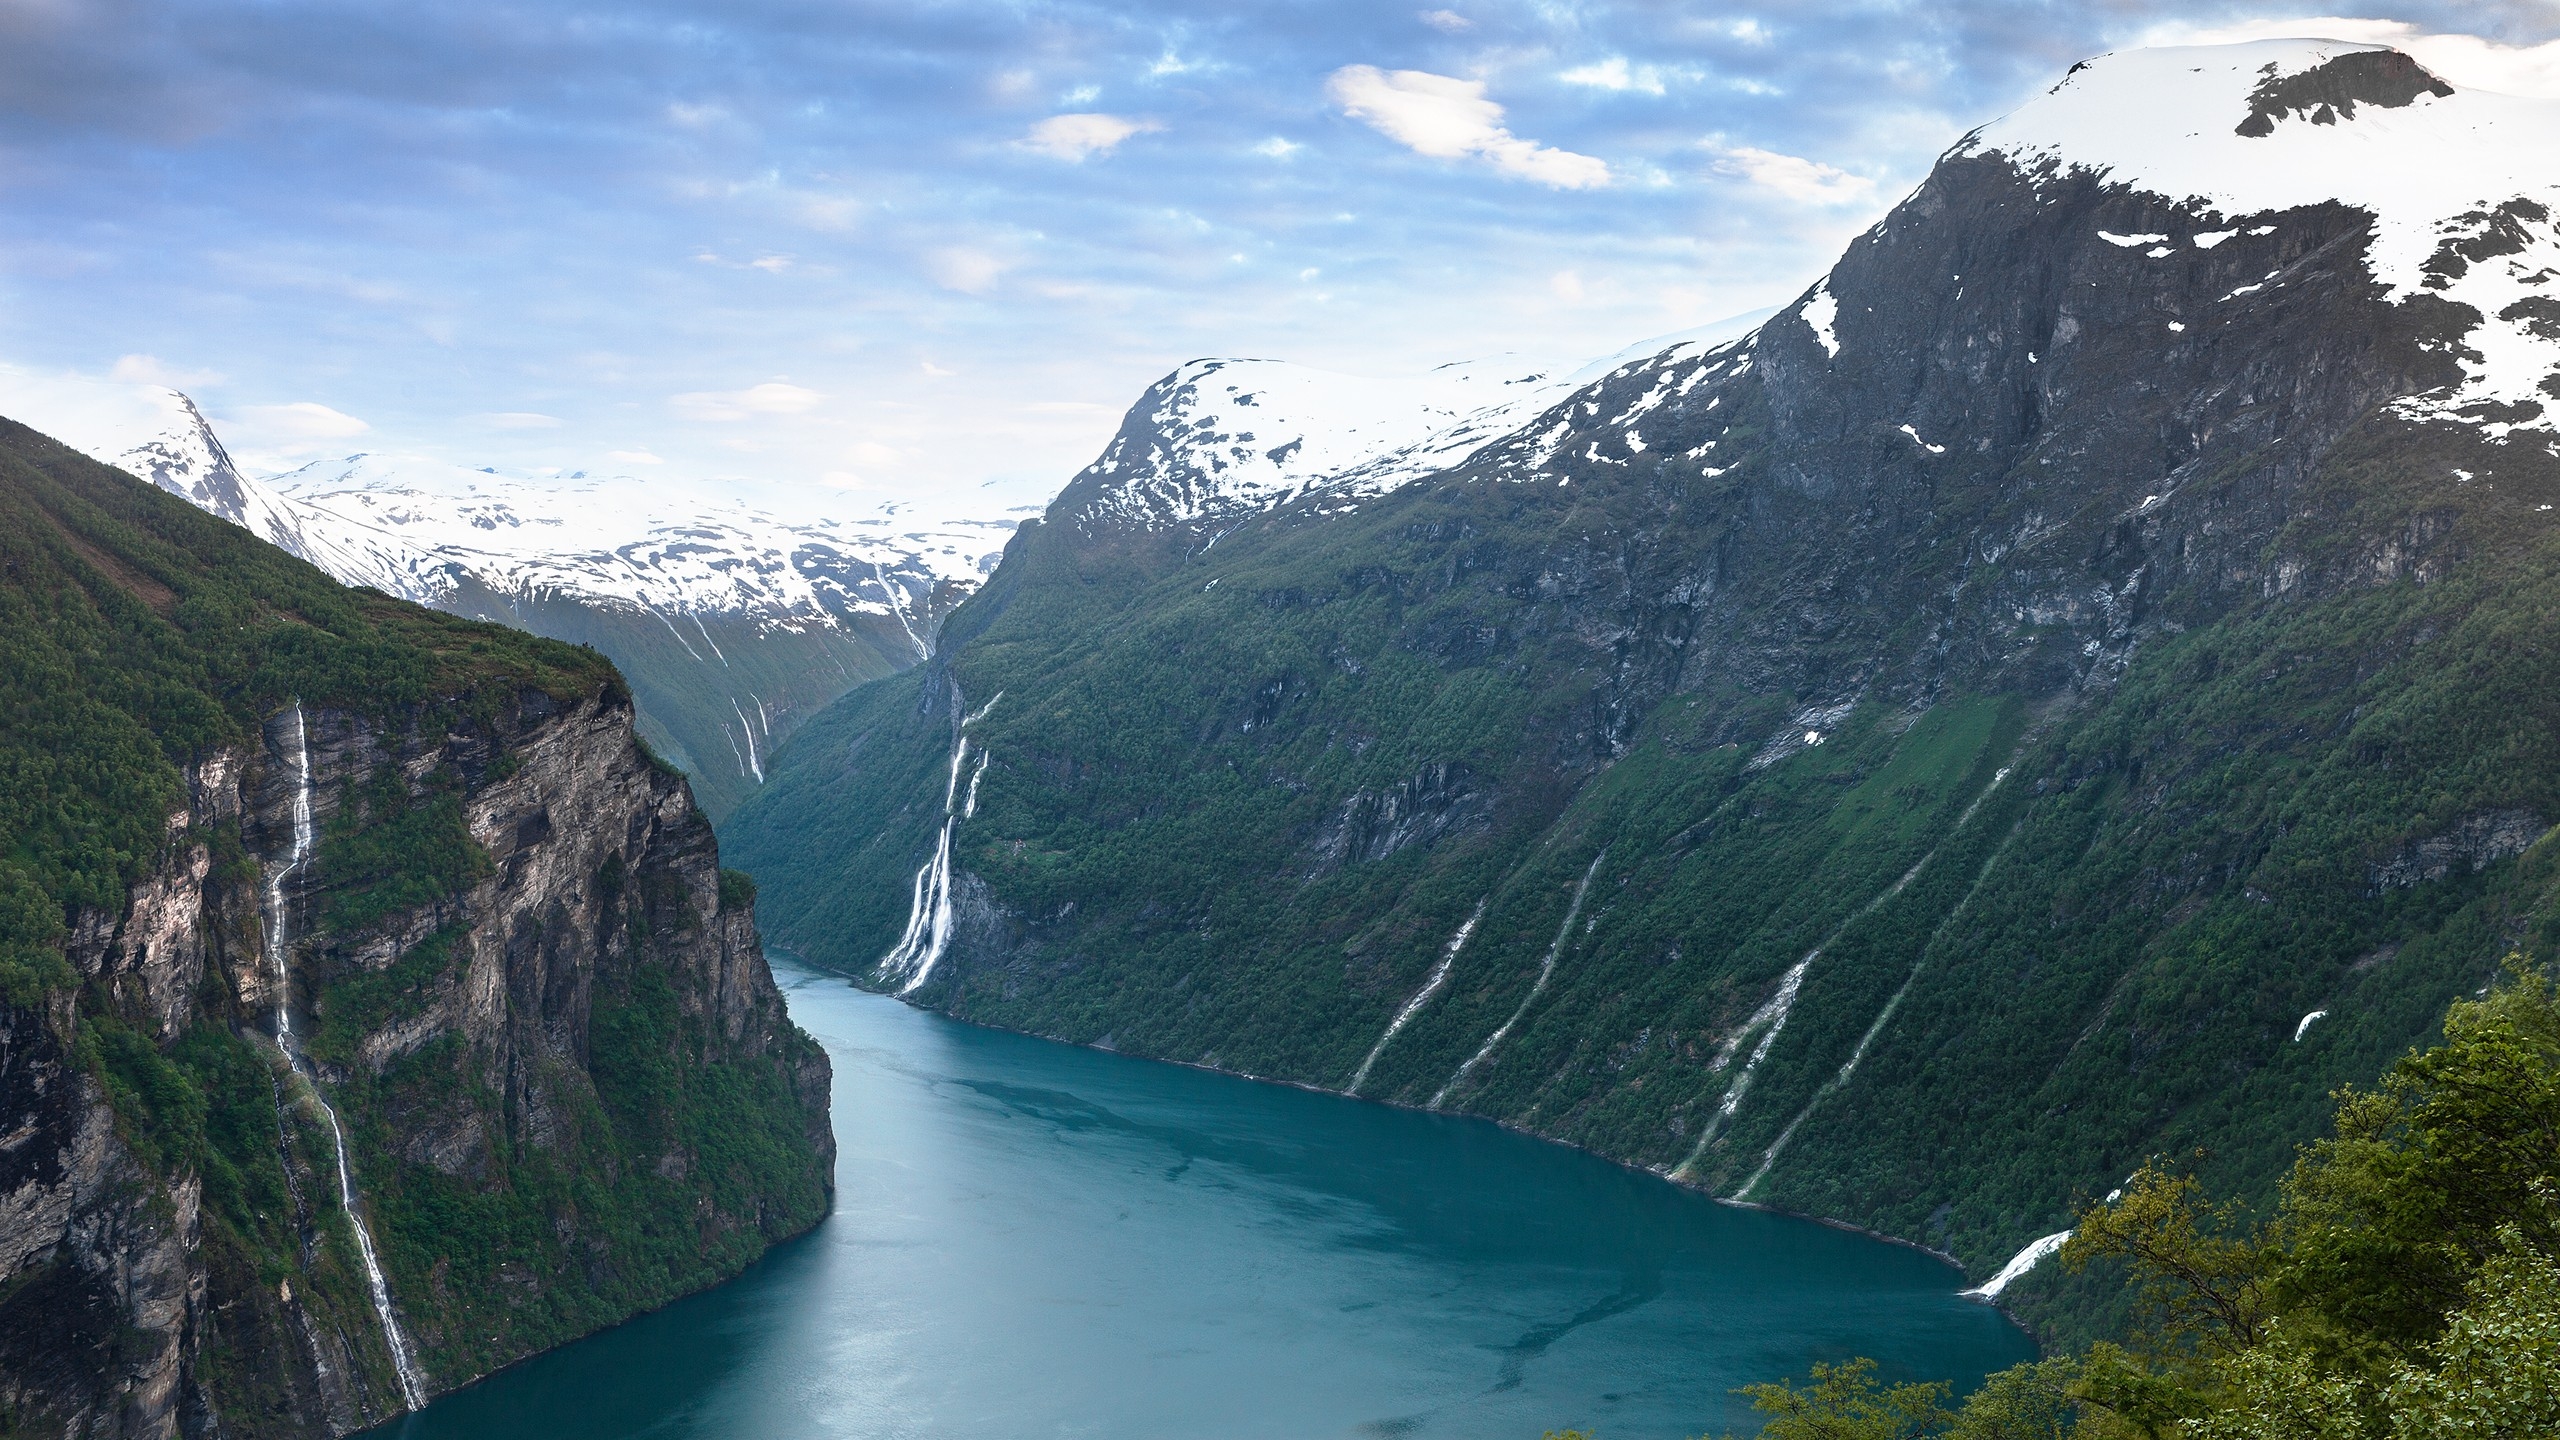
[370,959,2032,1439]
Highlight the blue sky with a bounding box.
[4,1,2558,512]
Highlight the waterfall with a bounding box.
[880,691,1002,996]
[1345,900,1485,1096]
[264,705,429,1412]
[729,697,765,782]
[1672,759,2022,1187]
[1733,818,2027,1201]
[1962,1230,2073,1300]
[1429,854,1605,1110]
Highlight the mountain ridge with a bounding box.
[727,38,2560,1344]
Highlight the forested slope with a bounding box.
[728,40,2560,1342]
[0,417,833,1437]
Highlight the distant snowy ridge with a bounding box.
[94,392,1018,813]
[1061,311,1773,538]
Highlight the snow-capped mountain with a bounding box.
[733,38,2560,1323]
[99,396,1018,818]
[1955,40,2560,440]
[1052,313,1773,543]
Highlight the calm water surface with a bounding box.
[374,960,2032,1439]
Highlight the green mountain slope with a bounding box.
[0,418,832,1436]
[729,44,2560,1345]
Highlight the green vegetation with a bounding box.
[734,447,2560,1339]
[317,762,492,932]
[0,413,612,944]
[1705,967,2560,1440]
[0,416,829,1430]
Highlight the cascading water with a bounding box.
[1733,816,2027,1202]
[264,704,429,1412]
[879,691,1002,996]
[1345,900,1486,1096]
[1672,762,2022,1187]
[1429,854,1605,1110]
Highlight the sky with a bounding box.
[5,1,2560,519]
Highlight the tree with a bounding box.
[1723,1358,1953,1440]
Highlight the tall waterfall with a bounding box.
[879,691,1001,996]
[1428,854,1605,1110]
[1670,761,2021,1187]
[1345,900,1484,1096]
[264,705,429,1412]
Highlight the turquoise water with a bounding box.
[373,960,2032,1439]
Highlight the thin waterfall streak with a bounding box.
[650,607,706,663]
[1726,808,2032,1195]
[1672,846,1939,1179]
[896,826,957,996]
[730,698,764,783]
[961,691,1004,728]
[875,563,929,661]
[1346,901,1487,1096]
[1430,854,1606,1110]
[690,612,729,666]
[263,706,427,1411]
[962,752,989,820]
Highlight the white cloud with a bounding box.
[1561,57,1667,96]
[1254,136,1304,159]
[928,248,1008,294]
[1550,269,1586,302]
[608,449,665,466]
[2144,17,2560,97]
[236,401,370,439]
[108,354,221,388]
[1019,112,1162,161]
[1418,9,1471,32]
[920,360,955,377]
[1325,66,1610,189]
[472,412,561,429]
[1706,143,1876,204]
[669,382,824,422]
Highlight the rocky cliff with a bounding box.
[729,41,2560,1343]
[0,417,833,1436]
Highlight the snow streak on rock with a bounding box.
[1346,900,1487,1096]
[1429,855,1604,1110]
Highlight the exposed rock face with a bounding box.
[0,686,831,1438]
[730,42,2560,1346]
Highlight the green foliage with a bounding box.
[308,925,468,1065]
[316,766,491,932]
[0,859,74,1005]
[1723,1358,1952,1440]
[718,867,758,914]
[0,413,610,994]
[2267,961,2560,1355]
[1719,973,2560,1440]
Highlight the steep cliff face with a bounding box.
[730,42,2560,1342]
[0,417,832,1436]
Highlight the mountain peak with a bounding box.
[1955,39,2560,440]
